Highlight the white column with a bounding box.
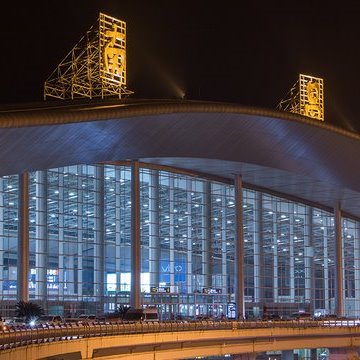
[149,170,160,288]
[130,161,141,308]
[35,171,48,300]
[289,204,295,302]
[355,222,360,316]
[94,165,105,310]
[18,172,29,302]
[77,166,83,298]
[273,211,278,303]
[221,186,228,296]
[202,181,211,288]
[334,202,344,317]
[304,206,313,304]
[253,192,262,303]
[115,167,122,292]
[0,178,4,296]
[323,217,330,313]
[58,172,65,299]
[169,177,175,290]
[234,175,244,318]
[186,180,193,293]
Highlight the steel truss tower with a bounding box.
[44,13,133,100]
[277,74,324,121]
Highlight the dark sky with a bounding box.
[1,1,360,132]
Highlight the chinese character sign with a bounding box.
[300,74,324,121]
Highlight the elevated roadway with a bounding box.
[0,321,359,359]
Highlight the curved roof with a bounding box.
[1,99,360,218]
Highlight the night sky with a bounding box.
[1,1,360,132]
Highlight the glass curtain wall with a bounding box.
[0,175,19,308]
[0,164,360,318]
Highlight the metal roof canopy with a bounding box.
[0,99,359,218]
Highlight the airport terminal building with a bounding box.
[0,98,359,320]
[1,13,359,321]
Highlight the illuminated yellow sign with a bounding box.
[299,74,324,121]
[44,13,132,100]
[99,13,127,85]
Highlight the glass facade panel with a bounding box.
[0,164,359,319]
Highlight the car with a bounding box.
[123,308,159,322]
[76,314,97,324]
[36,315,64,327]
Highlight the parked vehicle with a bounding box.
[77,314,97,322]
[123,308,158,322]
[291,311,312,320]
[36,315,64,326]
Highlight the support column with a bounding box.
[169,177,175,290]
[0,178,4,296]
[254,192,262,304]
[77,166,83,298]
[35,171,48,301]
[58,172,65,298]
[234,175,244,319]
[273,211,279,303]
[355,222,360,316]
[221,186,228,297]
[304,206,313,305]
[94,165,105,312]
[115,167,122,293]
[324,217,330,313]
[186,180,193,294]
[18,172,29,302]
[149,170,160,289]
[130,161,141,308]
[289,204,295,302]
[335,202,344,317]
[202,181,212,288]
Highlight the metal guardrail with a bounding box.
[0,319,358,351]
